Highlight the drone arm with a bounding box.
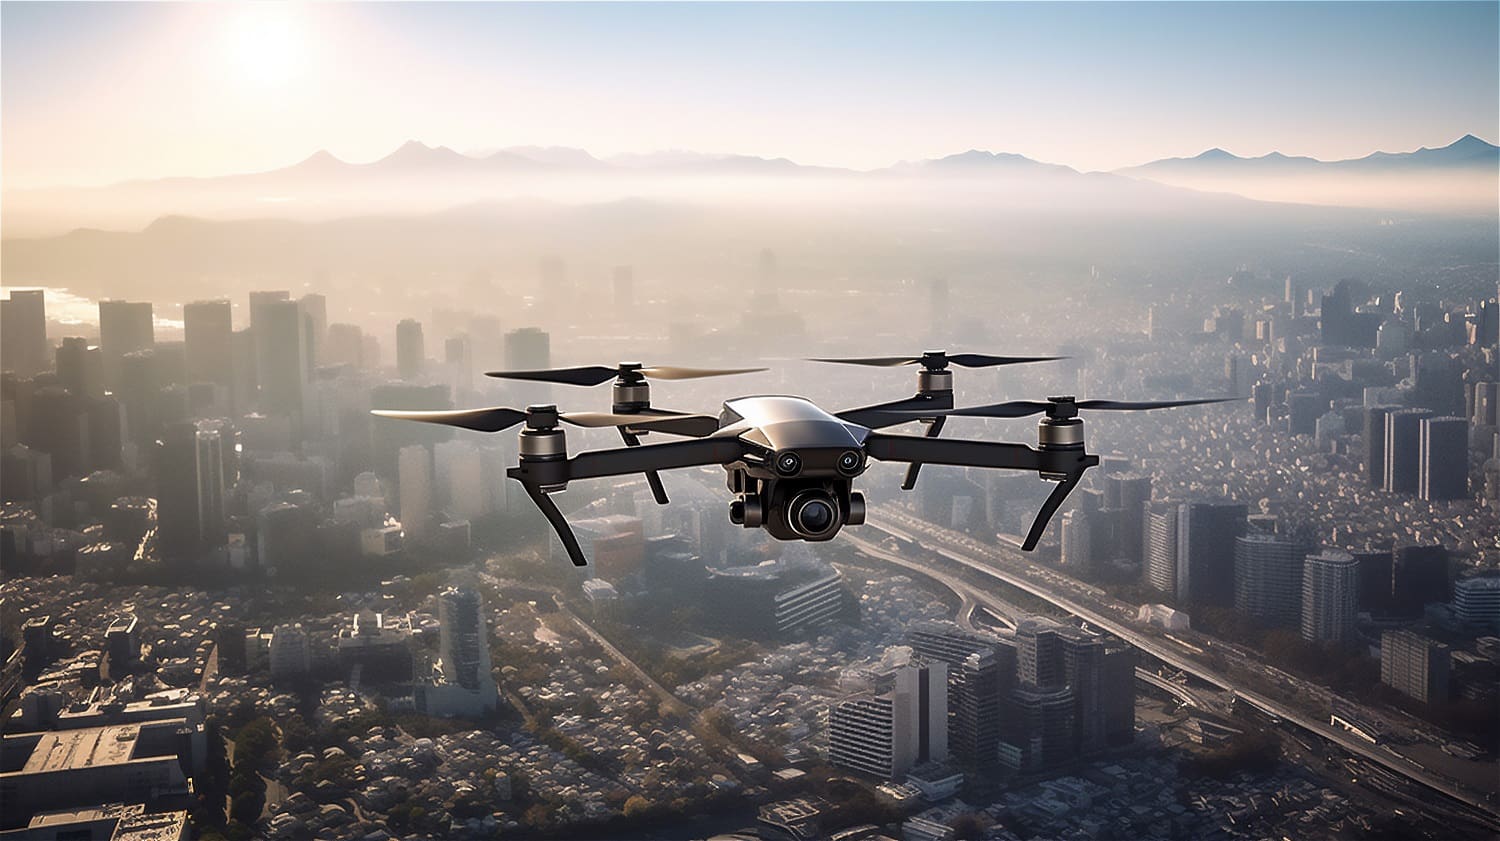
[865,433,1097,550]
[900,416,946,491]
[566,436,744,481]
[619,428,670,505]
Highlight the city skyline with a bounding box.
[3,2,1497,188]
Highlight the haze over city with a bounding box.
[1,3,1498,841]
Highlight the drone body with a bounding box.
[373,353,1233,566]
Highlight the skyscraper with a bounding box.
[1,289,48,377]
[1287,391,1324,437]
[1384,408,1434,493]
[1380,630,1449,705]
[906,621,1014,767]
[398,444,433,541]
[419,587,499,717]
[1176,500,1247,607]
[1102,472,1151,570]
[1015,617,1063,689]
[1301,550,1358,643]
[503,327,551,406]
[1234,532,1310,628]
[55,338,104,400]
[396,319,426,381]
[827,649,947,779]
[119,350,161,448]
[1144,501,1179,596]
[97,300,154,389]
[247,290,290,393]
[1419,416,1468,501]
[1364,405,1398,488]
[298,293,327,371]
[325,323,365,369]
[257,299,308,428]
[156,419,233,563]
[183,300,235,408]
[1059,627,1106,754]
[1392,544,1450,618]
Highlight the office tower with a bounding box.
[325,323,364,369]
[1452,576,1500,626]
[97,300,154,389]
[298,293,326,370]
[1144,501,1179,596]
[28,387,89,481]
[828,649,947,779]
[1380,630,1450,704]
[1355,549,1395,616]
[1002,685,1074,773]
[1412,353,1465,417]
[119,350,160,448]
[1287,391,1323,437]
[418,587,499,717]
[1015,617,1063,689]
[1284,275,1299,315]
[1058,628,1106,754]
[1392,544,1450,617]
[1,289,48,376]
[1225,355,1254,397]
[503,327,551,406]
[183,300,234,406]
[85,397,122,472]
[256,500,316,570]
[1234,532,1310,628]
[155,419,230,563]
[434,439,486,521]
[247,290,290,392]
[1319,280,1380,348]
[55,338,104,400]
[194,421,230,550]
[1419,416,1468,501]
[1102,472,1151,569]
[1101,641,1138,745]
[444,334,473,394]
[1384,408,1433,493]
[1364,406,1397,488]
[258,299,308,428]
[613,265,635,309]
[1059,511,1091,572]
[907,621,1014,767]
[396,319,425,381]
[1301,549,1358,643]
[1176,500,1247,607]
[398,444,433,541]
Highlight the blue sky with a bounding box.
[2,2,1496,186]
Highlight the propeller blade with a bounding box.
[371,407,527,432]
[947,401,1053,418]
[946,353,1067,368]
[639,365,767,380]
[560,411,721,431]
[808,356,922,367]
[1074,397,1241,411]
[484,366,620,386]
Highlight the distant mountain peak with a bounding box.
[1195,148,1239,161]
[375,140,469,167]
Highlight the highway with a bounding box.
[861,512,1500,830]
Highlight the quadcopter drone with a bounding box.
[373,352,1232,566]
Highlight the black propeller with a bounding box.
[809,351,1064,370]
[371,406,717,433]
[888,395,1241,422]
[486,362,766,387]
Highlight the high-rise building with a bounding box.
[1287,391,1324,436]
[257,299,309,432]
[119,350,161,448]
[1058,627,1106,754]
[503,327,551,406]
[269,623,311,678]
[1101,641,1138,745]
[298,293,327,371]
[398,444,433,541]
[1234,532,1310,628]
[325,323,365,369]
[419,587,499,717]
[827,648,947,779]
[1176,500,1247,607]
[1015,617,1063,689]
[27,387,88,481]
[907,621,1014,767]
[183,300,235,408]
[396,319,426,380]
[1364,405,1398,488]
[1001,685,1074,773]
[1419,416,1468,501]
[1102,472,1151,569]
[1,289,48,376]
[55,338,104,400]
[1301,550,1358,643]
[434,439,486,521]
[1392,544,1450,617]
[97,300,154,389]
[1384,408,1433,493]
[248,290,290,392]
[1059,511,1092,573]
[1144,501,1179,596]
[444,334,473,394]
[703,560,851,638]
[1452,576,1500,627]
[1380,630,1449,705]
[1473,381,1499,427]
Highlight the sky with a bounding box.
[2,1,1496,189]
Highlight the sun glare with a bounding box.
[225,5,307,88]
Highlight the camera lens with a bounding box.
[837,450,862,474]
[788,491,839,538]
[776,452,802,476]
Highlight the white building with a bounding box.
[1453,576,1500,627]
[269,623,311,678]
[419,587,498,718]
[1301,550,1358,643]
[827,647,947,780]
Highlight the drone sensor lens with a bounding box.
[837,450,862,474]
[776,452,802,476]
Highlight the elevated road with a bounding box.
[862,513,1500,830]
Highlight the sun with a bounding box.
[224,5,307,88]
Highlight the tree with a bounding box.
[622,795,654,818]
